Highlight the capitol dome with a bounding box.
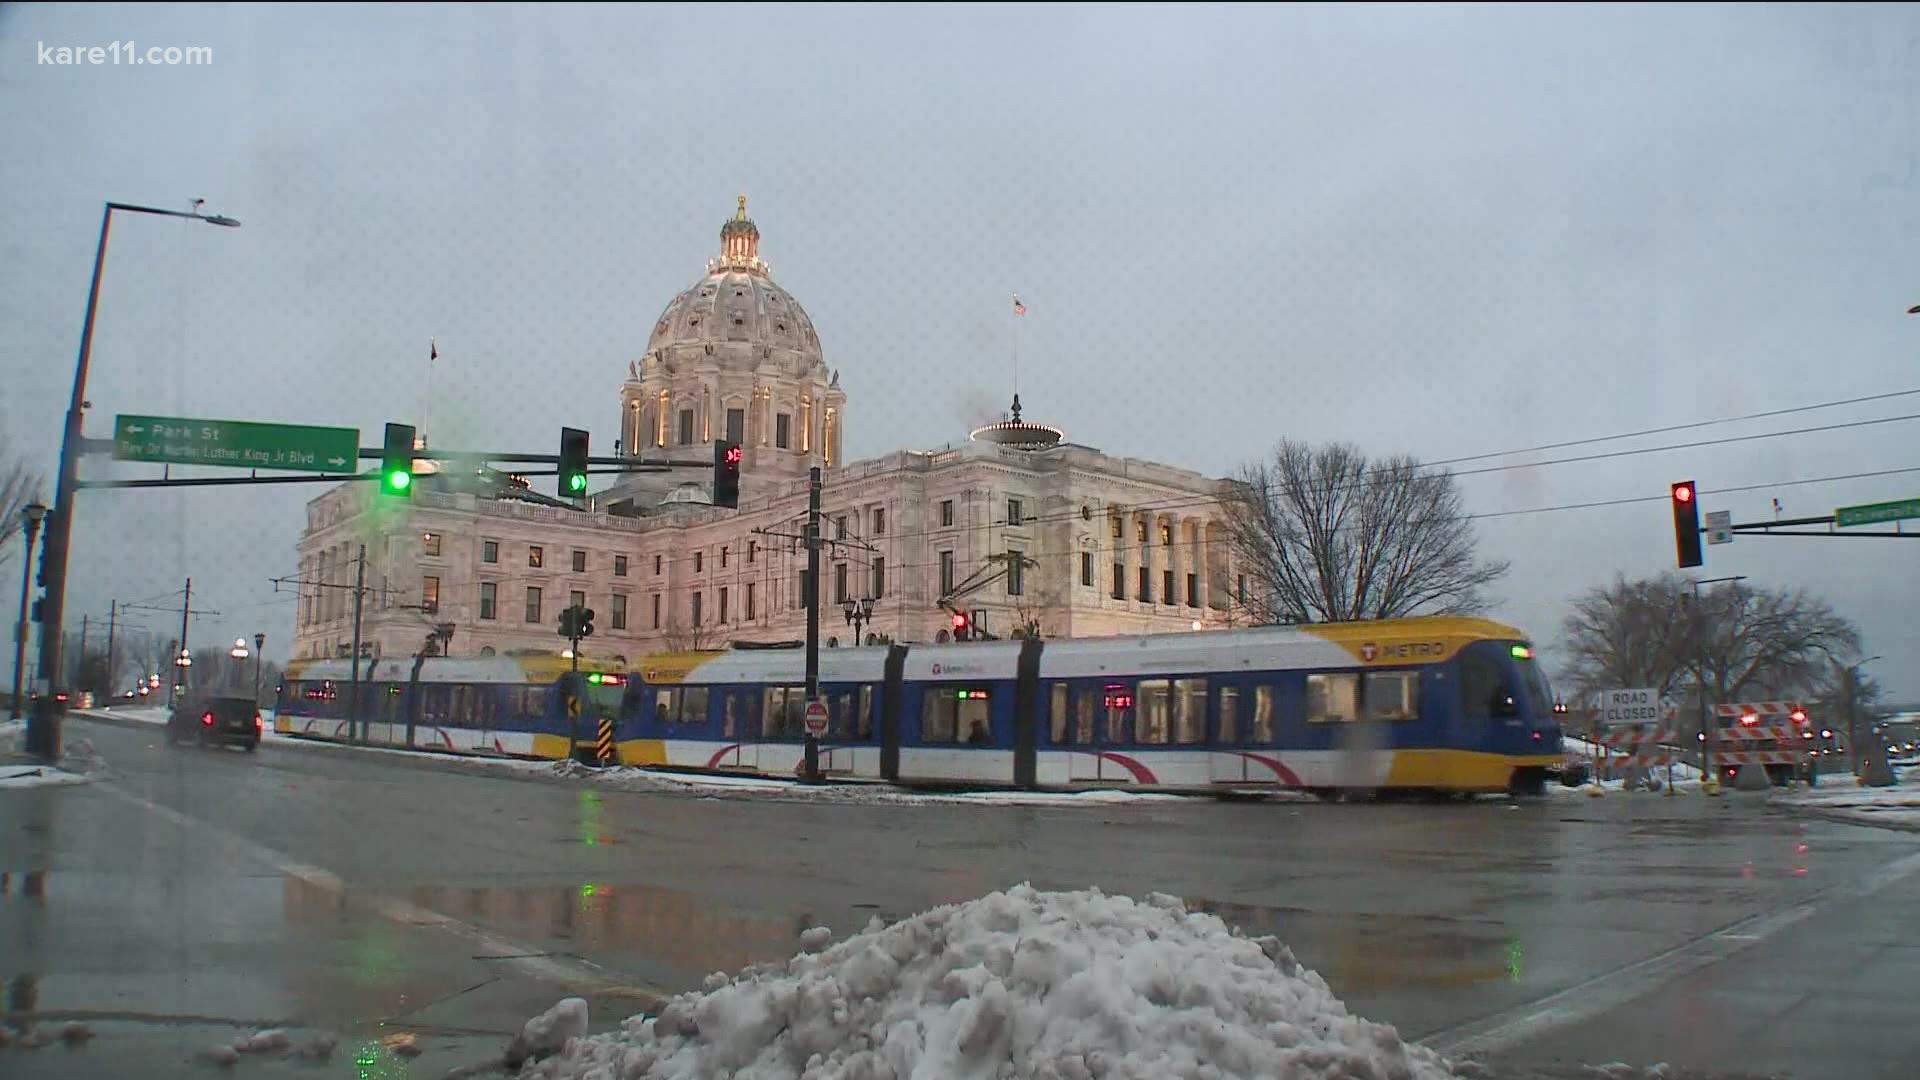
[643,195,823,363]
[618,196,846,489]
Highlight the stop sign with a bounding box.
[804,698,830,738]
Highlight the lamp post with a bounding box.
[1834,654,1882,779]
[12,502,48,721]
[29,200,240,761]
[1689,574,1746,794]
[842,596,875,646]
[253,633,265,704]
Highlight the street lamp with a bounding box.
[29,200,240,762]
[11,502,49,721]
[253,632,265,703]
[1688,574,1746,792]
[842,596,876,645]
[1834,654,1882,778]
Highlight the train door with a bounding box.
[711,688,748,769]
[880,644,907,781]
[1210,682,1248,783]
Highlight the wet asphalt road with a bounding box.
[4,714,1918,1079]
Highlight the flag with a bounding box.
[1013,293,1026,316]
[430,338,438,363]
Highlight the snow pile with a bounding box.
[0,764,92,790]
[515,884,1460,1080]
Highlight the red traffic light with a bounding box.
[952,613,968,630]
[724,445,742,465]
[1672,482,1693,503]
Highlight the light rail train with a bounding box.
[276,616,1565,795]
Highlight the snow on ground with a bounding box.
[1778,768,1920,828]
[0,763,92,789]
[512,884,1463,1080]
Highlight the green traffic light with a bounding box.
[568,473,586,492]
[387,470,411,491]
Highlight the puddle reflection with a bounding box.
[283,874,804,986]
[1187,897,1519,992]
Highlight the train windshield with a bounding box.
[1509,644,1555,720]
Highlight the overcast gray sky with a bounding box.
[4,3,1918,697]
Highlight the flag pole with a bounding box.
[424,338,437,449]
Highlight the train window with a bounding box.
[834,690,854,736]
[452,685,472,726]
[1253,685,1276,741]
[762,688,785,737]
[1103,683,1134,743]
[1365,672,1419,721]
[1137,680,1172,744]
[858,686,874,738]
[743,691,763,737]
[1075,689,1097,744]
[1459,653,1506,720]
[1218,686,1239,742]
[1049,683,1069,742]
[1175,679,1207,744]
[681,686,709,725]
[1307,674,1359,723]
[655,689,676,726]
[722,693,738,737]
[523,687,547,718]
[922,688,991,743]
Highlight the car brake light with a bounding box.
[202,712,215,726]
[255,714,263,731]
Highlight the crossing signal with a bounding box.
[951,611,970,642]
[577,606,595,639]
[713,440,742,509]
[559,427,589,498]
[381,423,415,496]
[1670,480,1703,568]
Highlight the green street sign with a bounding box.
[1835,497,1920,529]
[112,414,360,474]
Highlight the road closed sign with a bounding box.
[1599,687,1662,726]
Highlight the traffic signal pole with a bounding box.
[803,466,822,784]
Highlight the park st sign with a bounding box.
[113,414,359,474]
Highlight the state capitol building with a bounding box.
[292,199,1249,663]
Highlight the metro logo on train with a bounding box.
[273,615,1569,796]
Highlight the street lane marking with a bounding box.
[1425,847,1920,1057]
[90,779,670,1013]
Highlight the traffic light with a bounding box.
[713,439,742,509]
[381,423,415,496]
[577,607,595,639]
[1670,480,1703,568]
[559,427,589,498]
[951,611,969,642]
[557,607,576,639]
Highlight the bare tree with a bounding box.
[660,616,721,653]
[1559,574,1696,702]
[1559,573,1864,708]
[0,435,46,570]
[1220,439,1508,624]
[125,631,171,687]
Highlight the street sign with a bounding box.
[112,414,359,474]
[1835,497,1920,529]
[1598,687,1664,726]
[1706,510,1733,545]
[804,698,829,738]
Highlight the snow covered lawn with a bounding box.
[509,885,1462,1080]
[1778,770,1920,828]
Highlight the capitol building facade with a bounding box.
[292,200,1248,663]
